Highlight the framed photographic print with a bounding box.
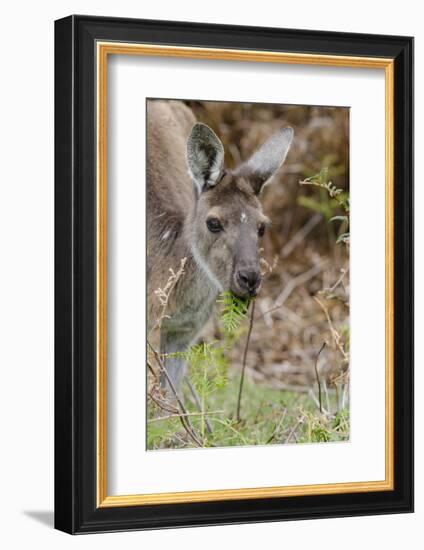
[54,15,414,534]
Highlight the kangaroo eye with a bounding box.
[258,224,266,237]
[206,217,223,233]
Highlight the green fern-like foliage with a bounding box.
[187,342,228,393]
[300,167,349,213]
[217,291,252,335]
[168,342,228,393]
[299,167,350,244]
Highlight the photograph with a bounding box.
[52,15,413,534]
[146,98,350,450]
[0,0,419,542]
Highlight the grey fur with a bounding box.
[240,127,294,194]
[186,123,225,194]
[147,100,293,393]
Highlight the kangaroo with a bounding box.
[147,100,293,392]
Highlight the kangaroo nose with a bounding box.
[236,269,261,295]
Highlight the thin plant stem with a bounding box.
[148,410,224,424]
[314,342,326,414]
[236,300,256,422]
[187,380,213,434]
[147,340,203,447]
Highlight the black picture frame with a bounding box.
[55,14,414,534]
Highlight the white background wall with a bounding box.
[0,1,420,548]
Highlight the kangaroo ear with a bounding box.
[187,123,225,194]
[239,127,294,195]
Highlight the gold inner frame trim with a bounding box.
[96,41,395,508]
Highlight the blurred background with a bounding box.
[187,100,350,398]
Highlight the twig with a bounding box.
[313,296,349,363]
[148,391,179,415]
[284,415,304,444]
[236,300,256,422]
[148,410,224,424]
[281,213,322,258]
[328,267,349,293]
[258,298,274,328]
[313,342,326,413]
[260,261,326,319]
[147,360,159,381]
[172,433,190,447]
[147,340,203,447]
[299,173,350,214]
[308,389,321,410]
[186,380,213,434]
[149,257,187,336]
[266,409,287,444]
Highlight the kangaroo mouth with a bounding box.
[230,273,262,300]
[231,288,259,299]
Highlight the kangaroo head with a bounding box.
[186,123,293,298]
